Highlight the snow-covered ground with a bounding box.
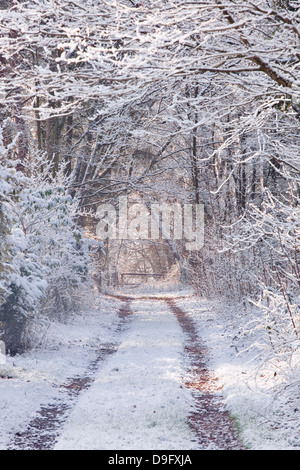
[0,293,122,450]
[176,296,300,450]
[54,298,197,450]
[1,287,300,450]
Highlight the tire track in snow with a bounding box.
[53,298,198,450]
[8,298,133,450]
[166,298,243,450]
[8,294,243,450]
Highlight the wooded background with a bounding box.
[0,0,299,361]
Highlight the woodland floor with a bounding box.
[0,291,243,451]
[2,288,300,451]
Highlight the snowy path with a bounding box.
[2,294,242,450]
[54,298,199,450]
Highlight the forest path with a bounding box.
[9,297,133,450]
[165,298,242,450]
[8,294,242,450]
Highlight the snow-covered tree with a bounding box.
[0,0,299,361]
[0,135,91,353]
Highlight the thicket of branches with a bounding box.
[0,0,299,362]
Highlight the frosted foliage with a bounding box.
[0,146,91,354]
[0,0,299,446]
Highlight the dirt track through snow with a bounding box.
[8,295,242,450]
[166,298,242,450]
[9,298,133,450]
